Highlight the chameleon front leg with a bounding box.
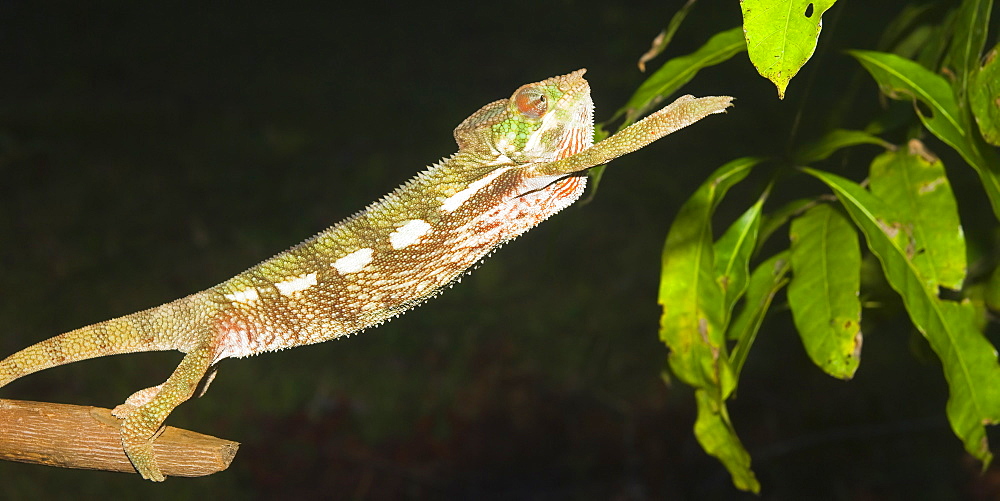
[529,95,734,177]
[114,344,215,481]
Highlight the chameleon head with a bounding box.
[493,68,595,164]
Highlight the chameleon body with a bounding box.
[0,69,732,480]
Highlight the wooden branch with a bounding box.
[0,398,239,479]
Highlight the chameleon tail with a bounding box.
[0,295,204,388]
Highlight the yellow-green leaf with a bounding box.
[659,158,759,391]
[787,204,862,380]
[868,140,967,292]
[740,0,839,99]
[694,389,760,493]
[805,167,1000,466]
[660,158,761,493]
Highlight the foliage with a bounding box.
[618,0,1000,493]
[742,0,840,99]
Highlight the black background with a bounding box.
[1,1,997,499]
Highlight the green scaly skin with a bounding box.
[0,69,733,480]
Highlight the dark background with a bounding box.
[0,1,997,499]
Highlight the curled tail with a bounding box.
[0,294,206,388]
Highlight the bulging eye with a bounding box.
[514,88,547,119]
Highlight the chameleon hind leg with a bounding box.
[112,344,215,481]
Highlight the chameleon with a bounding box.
[0,69,732,481]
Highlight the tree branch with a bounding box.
[0,398,238,479]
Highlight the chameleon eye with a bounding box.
[514,88,548,119]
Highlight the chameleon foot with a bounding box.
[112,384,164,418]
[121,414,166,481]
[117,345,214,481]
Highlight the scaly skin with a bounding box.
[0,69,733,480]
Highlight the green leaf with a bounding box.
[694,389,760,493]
[788,204,862,380]
[659,157,759,392]
[729,251,791,382]
[637,0,698,72]
[850,49,1000,220]
[804,167,1000,466]
[915,9,956,71]
[877,3,930,47]
[868,141,967,291]
[877,2,937,56]
[965,283,991,333]
[890,24,937,62]
[794,128,891,164]
[660,157,761,492]
[740,0,839,99]
[971,44,1000,146]
[986,266,1000,312]
[944,0,992,101]
[714,197,766,322]
[623,27,746,124]
[850,50,964,139]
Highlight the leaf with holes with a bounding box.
[740,0,839,99]
[850,49,1000,220]
[868,141,966,292]
[805,167,1000,466]
[787,204,862,380]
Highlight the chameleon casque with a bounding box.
[0,69,732,481]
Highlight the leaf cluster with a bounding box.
[604,0,1000,493]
